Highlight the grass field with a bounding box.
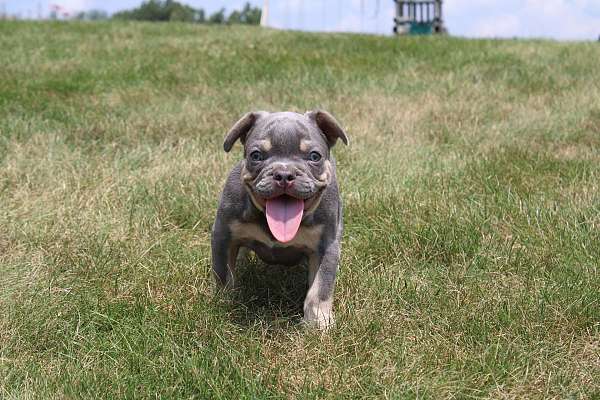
[1,21,599,399]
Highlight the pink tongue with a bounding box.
[265,196,304,243]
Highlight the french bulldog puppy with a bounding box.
[211,110,348,329]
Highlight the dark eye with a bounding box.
[250,151,263,162]
[309,151,322,162]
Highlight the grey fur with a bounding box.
[211,110,348,329]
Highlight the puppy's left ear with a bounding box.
[223,111,268,152]
[306,110,349,147]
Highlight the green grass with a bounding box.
[1,21,599,399]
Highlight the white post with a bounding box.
[260,0,269,27]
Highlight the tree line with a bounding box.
[74,1,261,25]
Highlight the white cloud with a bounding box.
[336,14,362,33]
[264,0,395,34]
[447,0,600,40]
[471,14,520,38]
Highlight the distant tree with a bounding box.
[113,0,204,23]
[196,8,206,23]
[241,2,261,25]
[111,1,260,25]
[167,5,195,22]
[208,8,225,24]
[228,10,242,24]
[227,3,261,25]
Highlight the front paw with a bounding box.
[303,303,335,330]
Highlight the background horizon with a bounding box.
[3,0,600,41]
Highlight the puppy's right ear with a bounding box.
[223,111,268,152]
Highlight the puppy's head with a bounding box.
[223,110,348,242]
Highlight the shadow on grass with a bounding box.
[226,253,308,329]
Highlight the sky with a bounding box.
[3,0,600,41]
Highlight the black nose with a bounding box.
[273,171,295,183]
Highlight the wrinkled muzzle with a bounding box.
[245,163,329,243]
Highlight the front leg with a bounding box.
[303,241,340,329]
[211,221,239,290]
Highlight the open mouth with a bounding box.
[244,185,323,243]
[265,194,305,243]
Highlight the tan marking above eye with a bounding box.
[257,139,272,152]
[300,140,312,152]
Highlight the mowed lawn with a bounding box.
[1,21,599,399]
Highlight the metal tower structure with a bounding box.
[394,0,446,35]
